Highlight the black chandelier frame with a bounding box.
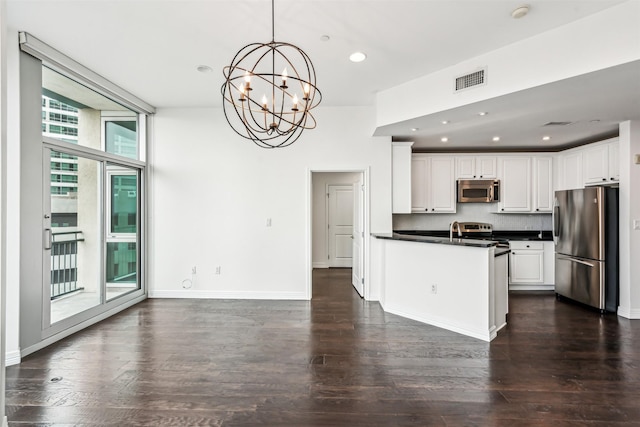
[221,0,322,149]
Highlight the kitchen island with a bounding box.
[372,233,508,342]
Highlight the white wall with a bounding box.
[618,120,640,318]
[311,172,361,268]
[4,27,19,364]
[149,106,392,300]
[0,0,8,422]
[376,1,640,127]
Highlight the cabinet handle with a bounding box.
[536,208,539,211]
[431,208,435,211]
[526,245,530,248]
[602,178,606,181]
[473,175,476,178]
[611,177,615,180]
[501,208,504,211]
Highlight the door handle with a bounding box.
[44,228,52,250]
[350,235,354,239]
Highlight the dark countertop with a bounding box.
[372,233,499,248]
[494,247,511,257]
[394,230,553,241]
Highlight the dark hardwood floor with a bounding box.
[6,268,640,426]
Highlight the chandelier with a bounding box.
[221,0,322,148]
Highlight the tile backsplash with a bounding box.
[393,203,552,231]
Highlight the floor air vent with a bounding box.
[455,69,486,91]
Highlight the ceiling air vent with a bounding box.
[543,121,573,126]
[455,68,486,92]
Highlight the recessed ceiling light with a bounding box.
[478,112,488,116]
[511,5,530,19]
[349,52,367,63]
[196,65,213,73]
[411,128,419,132]
[492,136,500,142]
[542,136,551,141]
[320,35,330,42]
[441,120,449,125]
[441,137,449,143]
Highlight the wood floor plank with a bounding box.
[6,268,640,426]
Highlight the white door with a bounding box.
[352,179,364,297]
[328,185,354,267]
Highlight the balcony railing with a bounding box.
[51,230,84,299]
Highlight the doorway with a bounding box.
[310,170,367,299]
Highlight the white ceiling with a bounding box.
[7,0,639,150]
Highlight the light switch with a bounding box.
[635,154,640,164]
[634,219,640,230]
[266,218,272,227]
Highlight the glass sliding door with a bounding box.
[106,165,140,300]
[46,149,103,325]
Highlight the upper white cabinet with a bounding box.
[557,150,583,190]
[533,157,553,212]
[583,143,610,185]
[584,139,619,185]
[497,157,531,212]
[391,142,414,214]
[411,156,428,212]
[497,156,552,213]
[556,138,619,190]
[456,156,497,179]
[411,155,456,213]
[609,142,620,182]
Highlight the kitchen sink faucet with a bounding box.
[449,221,462,242]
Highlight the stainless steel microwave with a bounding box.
[457,179,500,203]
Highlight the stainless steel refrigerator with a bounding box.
[553,187,619,312]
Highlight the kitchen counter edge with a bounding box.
[372,233,500,248]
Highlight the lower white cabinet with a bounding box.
[509,241,544,284]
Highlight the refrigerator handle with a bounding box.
[552,197,560,242]
[557,255,594,268]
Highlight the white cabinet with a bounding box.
[411,156,428,212]
[497,157,531,212]
[411,155,456,213]
[608,142,620,182]
[558,150,583,190]
[556,138,619,190]
[533,157,553,212]
[391,142,413,214]
[583,143,610,185]
[509,241,544,285]
[456,156,496,179]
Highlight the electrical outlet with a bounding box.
[431,284,437,294]
[215,266,221,275]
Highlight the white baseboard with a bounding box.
[2,415,7,427]
[5,349,21,367]
[380,303,491,342]
[617,306,640,319]
[312,262,329,269]
[149,289,308,300]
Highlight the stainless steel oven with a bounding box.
[457,179,500,203]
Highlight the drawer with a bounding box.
[509,241,544,250]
